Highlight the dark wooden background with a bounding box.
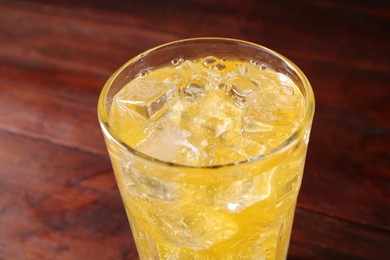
[0,0,389,259]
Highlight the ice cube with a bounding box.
[205,131,266,165]
[243,117,274,133]
[115,78,177,121]
[181,90,243,139]
[242,91,303,149]
[145,66,177,83]
[177,60,219,88]
[181,82,205,100]
[222,131,266,158]
[225,75,259,94]
[122,162,179,201]
[206,145,247,166]
[230,63,261,77]
[154,203,238,250]
[128,188,238,250]
[243,104,275,133]
[135,123,201,166]
[233,64,249,76]
[108,99,151,147]
[218,73,260,108]
[164,99,185,123]
[245,90,302,127]
[213,167,276,213]
[229,84,251,108]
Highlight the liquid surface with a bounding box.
[109,57,304,166]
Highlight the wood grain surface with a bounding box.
[0,0,389,259]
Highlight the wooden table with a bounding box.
[1,0,389,259]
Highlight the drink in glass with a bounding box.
[98,38,314,259]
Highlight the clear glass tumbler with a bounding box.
[98,38,314,259]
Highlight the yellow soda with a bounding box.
[106,56,309,259]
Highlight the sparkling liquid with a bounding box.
[107,57,308,259]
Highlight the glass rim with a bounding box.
[98,37,315,169]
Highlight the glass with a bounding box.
[98,38,314,259]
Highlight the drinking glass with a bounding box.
[98,38,314,259]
